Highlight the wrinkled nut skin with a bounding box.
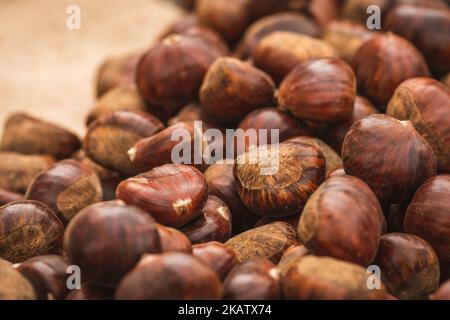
[225,222,299,263]
[323,96,379,154]
[115,253,223,300]
[193,241,238,281]
[0,258,36,300]
[83,110,164,176]
[404,175,450,281]
[181,195,232,244]
[277,245,309,276]
[0,201,64,263]
[252,31,337,83]
[353,33,430,108]
[156,224,192,253]
[66,284,114,300]
[283,256,389,300]
[387,78,450,172]
[25,159,103,224]
[373,233,440,300]
[431,280,450,300]
[0,152,56,193]
[385,5,450,77]
[63,201,162,288]
[116,164,208,228]
[14,254,70,300]
[0,113,81,159]
[223,258,281,300]
[342,114,437,205]
[234,142,325,217]
[279,58,356,124]
[0,188,24,206]
[200,57,275,127]
[168,103,201,126]
[299,175,385,266]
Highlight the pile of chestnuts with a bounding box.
[0,0,449,301]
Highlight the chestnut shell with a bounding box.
[0,258,36,300]
[192,241,238,281]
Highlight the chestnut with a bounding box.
[83,110,164,175]
[252,31,337,83]
[224,222,299,263]
[168,103,201,126]
[431,280,450,300]
[353,33,430,107]
[234,142,325,217]
[115,252,223,300]
[156,223,192,253]
[192,241,238,280]
[342,114,437,205]
[323,96,379,154]
[63,200,162,288]
[373,233,440,300]
[14,254,70,300]
[277,245,309,276]
[282,256,389,300]
[181,195,232,244]
[1,113,81,159]
[301,0,340,29]
[0,187,24,206]
[116,164,208,228]
[298,175,385,266]
[66,284,114,300]
[200,57,275,126]
[404,175,450,281]
[328,168,346,177]
[278,58,356,124]
[25,159,103,224]
[0,258,36,300]
[0,151,55,193]
[0,200,64,263]
[223,258,281,300]
[387,78,450,172]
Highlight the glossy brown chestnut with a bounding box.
[65,284,114,300]
[225,222,299,263]
[277,245,309,277]
[0,201,64,263]
[1,113,81,159]
[156,223,192,253]
[25,159,103,224]
[83,110,164,175]
[14,254,70,300]
[63,200,162,288]
[115,253,223,300]
[282,256,389,300]
[404,175,450,280]
[168,103,201,126]
[181,195,232,244]
[252,31,337,83]
[431,280,450,300]
[223,258,281,300]
[278,58,356,124]
[387,78,450,172]
[200,57,275,126]
[353,33,430,107]
[299,175,385,266]
[0,188,24,206]
[116,164,208,228]
[342,114,437,205]
[192,241,238,280]
[0,258,36,300]
[234,142,325,217]
[373,233,440,300]
[0,152,55,193]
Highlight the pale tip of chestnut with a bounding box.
[269,267,280,280]
[127,147,137,162]
[128,177,148,184]
[172,198,193,215]
[218,206,230,222]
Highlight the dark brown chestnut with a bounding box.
[0,200,64,263]
[342,114,437,205]
[353,33,430,107]
[277,245,309,276]
[83,110,164,176]
[168,103,201,126]
[0,258,36,300]
[116,164,208,228]
[1,113,81,159]
[225,222,299,263]
[14,254,70,300]
[63,200,162,288]
[65,284,114,300]
[278,58,356,124]
[404,175,450,281]
[223,258,281,300]
[25,159,103,224]
[0,188,24,206]
[387,78,450,172]
[192,241,238,280]
[299,175,385,266]
[115,252,223,300]
[373,233,440,300]
[431,280,450,300]
[234,142,325,217]
[156,223,192,253]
